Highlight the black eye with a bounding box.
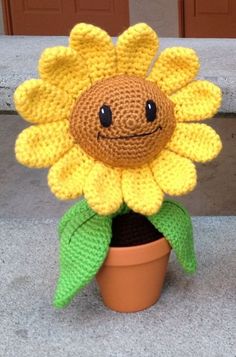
[99,105,112,128]
[145,100,157,122]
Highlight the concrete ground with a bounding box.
[0,218,235,357]
[0,35,236,356]
[0,113,236,357]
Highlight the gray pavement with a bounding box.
[0,217,235,357]
[0,113,236,356]
[1,36,236,112]
[0,114,72,219]
[0,34,236,357]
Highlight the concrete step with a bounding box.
[0,36,236,112]
[0,216,235,357]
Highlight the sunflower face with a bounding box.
[15,23,222,216]
[70,75,176,168]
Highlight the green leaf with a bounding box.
[58,198,95,237]
[147,200,197,273]
[53,199,112,308]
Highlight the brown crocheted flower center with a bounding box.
[70,75,176,168]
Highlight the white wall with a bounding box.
[130,0,178,37]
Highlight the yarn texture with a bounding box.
[70,75,176,168]
[15,22,222,216]
[13,22,222,310]
[148,200,196,273]
[54,199,112,308]
[54,199,196,308]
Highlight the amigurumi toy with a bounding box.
[15,23,222,308]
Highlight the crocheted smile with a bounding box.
[15,23,222,216]
[70,75,176,167]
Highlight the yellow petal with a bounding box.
[148,47,200,95]
[122,166,163,215]
[167,123,222,162]
[39,46,91,98]
[14,79,74,124]
[116,23,158,77]
[48,145,94,200]
[15,120,74,168]
[151,149,197,195]
[171,80,222,122]
[69,23,116,83]
[84,162,122,215]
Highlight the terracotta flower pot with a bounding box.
[96,237,171,313]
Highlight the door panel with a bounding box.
[183,0,236,38]
[23,0,61,11]
[196,0,229,14]
[76,0,111,11]
[8,0,129,36]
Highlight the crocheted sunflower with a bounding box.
[15,23,222,216]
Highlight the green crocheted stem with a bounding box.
[54,199,196,308]
[148,200,197,273]
[53,199,112,308]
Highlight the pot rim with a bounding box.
[103,237,171,267]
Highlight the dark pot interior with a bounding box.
[110,211,163,247]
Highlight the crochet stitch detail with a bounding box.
[54,199,196,308]
[148,200,196,273]
[15,22,222,216]
[54,199,112,308]
[70,74,176,168]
